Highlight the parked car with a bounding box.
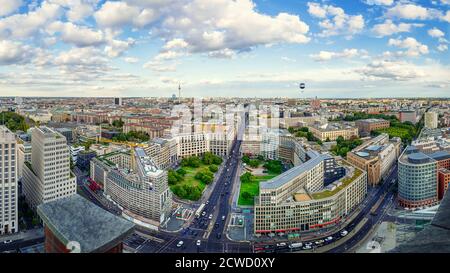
[340,230,348,237]
[196,240,201,246]
[209,214,213,220]
[3,240,12,244]
[276,242,287,248]
[177,241,184,248]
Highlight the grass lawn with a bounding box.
[238,174,277,206]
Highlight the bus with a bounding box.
[195,203,206,218]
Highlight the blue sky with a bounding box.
[0,0,449,98]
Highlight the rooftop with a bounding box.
[37,194,135,253]
[260,154,331,190]
[311,167,363,200]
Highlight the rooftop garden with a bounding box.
[311,168,363,200]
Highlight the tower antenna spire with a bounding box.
[178,82,181,99]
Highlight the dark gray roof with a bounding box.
[260,154,331,189]
[37,194,135,253]
[429,151,450,161]
[391,189,450,253]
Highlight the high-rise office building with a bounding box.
[114,97,122,106]
[22,127,76,210]
[0,126,18,235]
[424,112,438,129]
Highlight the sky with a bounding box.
[0,0,449,98]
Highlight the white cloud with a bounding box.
[123,57,139,63]
[0,0,23,17]
[46,21,104,47]
[310,48,362,61]
[365,0,393,6]
[437,44,448,51]
[428,27,445,38]
[208,48,236,59]
[356,60,427,81]
[159,0,310,54]
[385,3,446,21]
[307,2,364,38]
[281,56,296,63]
[372,20,423,37]
[94,1,158,28]
[388,37,429,57]
[0,40,34,65]
[0,1,62,39]
[48,0,99,22]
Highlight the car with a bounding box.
[325,236,333,242]
[209,214,213,220]
[201,211,206,217]
[216,233,222,239]
[341,230,348,237]
[302,245,312,250]
[206,201,209,205]
[288,242,302,249]
[305,242,313,247]
[196,240,201,246]
[3,240,12,244]
[276,242,287,248]
[221,215,226,221]
[176,241,184,248]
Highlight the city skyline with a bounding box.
[0,0,449,98]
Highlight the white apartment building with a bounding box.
[425,112,438,129]
[0,126,18,235]
[18,141,32,180]
[22,127,76,210]
[70,145,85,164]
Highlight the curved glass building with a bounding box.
[398,146,438,209]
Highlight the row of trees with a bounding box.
[263,160,283,174]
[181,152,222,168]
[171,184,203,201]
[112,130,150,142]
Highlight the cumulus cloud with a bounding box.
[428,27,445,38]
[159,0,310,53]
[94,1,158,28]
[307,2,364,38]
[46,21,104,47]
[372,20,423,37]
[49,0,99,22]
[0,40,34,65]
[310,48,363,62]
[356,60,427,81]
[0,0,23,17]
[208,48,236,59]
[385,3,448,22]
[123,57,139,63]
[388,37,429,57]
[0,1,62,39]
[437,44,448,51]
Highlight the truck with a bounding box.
[195,203,206,218]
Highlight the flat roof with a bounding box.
[37,194,135,253]
[260,154,331,189]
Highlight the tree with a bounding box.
[242,192,252,200]
[248,159,260,168]
[112,119,124,128]
[209,165,218,173]
[176,168,187,176]
[240,172,254,183]
[195,169,214,184]
[242,155,250,164]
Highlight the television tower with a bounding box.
[178,83,181,99]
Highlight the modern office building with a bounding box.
[398,146,439,209]
[355,119,390,137]
[70,145,85,164]
[114,97,122,106]
[144,137,178,169]
[90,148,172,228]
[347,134,401,186]
[76,150,97,172]
[55,128,73,143]
[37,194,134,253]
[17,141,32,180]
[254,153,367,234]
[308,122,359,141]
[425,112,438,129]
[0,126,18,235]
[22,127,77,210]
